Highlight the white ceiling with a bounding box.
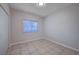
[9,3,72,17]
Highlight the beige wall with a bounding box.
[44,4,79,50]
[10,9,44,44]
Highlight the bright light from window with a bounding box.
[23,20,38,32]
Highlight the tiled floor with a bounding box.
[7,39,78,55]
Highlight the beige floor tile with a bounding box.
[61,48,75,55]
[7,39,78,55]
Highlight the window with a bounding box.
[23,20,38,32]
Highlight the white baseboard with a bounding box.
[45,38,79,52]
[9,38,41,47]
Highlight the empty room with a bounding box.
[0,3,79,55]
